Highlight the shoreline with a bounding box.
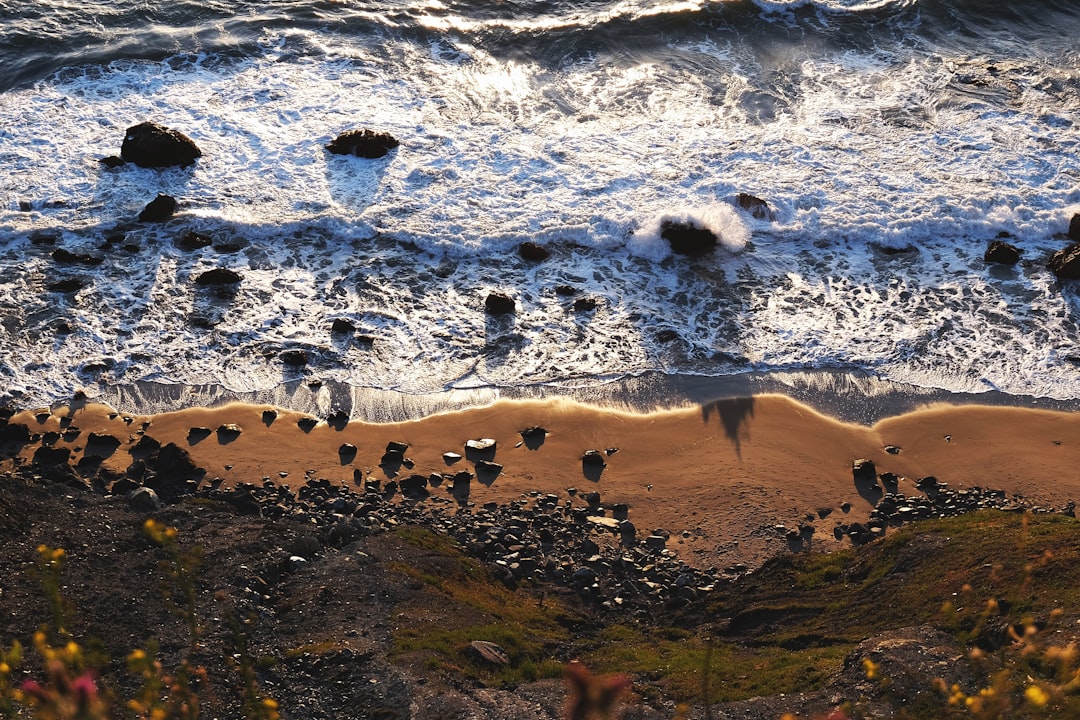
[37,368,1080,426]
[5,390,1080,572]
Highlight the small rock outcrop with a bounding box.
[139,194,177,223]
[194,268,242,286]
[660,221,716,257]
[120,122,202,168]
[325,129,399,159]
[1048,244,1080,280]
[1069,213,1080,242]
[484,292,515,315]
[735,193,776,221]
[518,242,550,261]
[984,239,1020,266]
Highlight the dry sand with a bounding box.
[11,394,1080,569]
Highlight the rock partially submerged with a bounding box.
[120,122,202,169]
[984,239,1020,266]
[139,194,177,223]
[660,221,716,257]
[326,129,399,159]
[1049,243,1080,280]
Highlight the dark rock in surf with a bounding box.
[331,318,356,334]
[47,278,86,293]
[660,221,717,257]
[139,194,177,223]
[99,156,125,168]
[485,292,516,315]
[326,129,399,159]
[735,193,776,221]
[178,231,213,251]
[121,122,202,169]
[280,349,309,367]
[1048,243,1080,280]
[52,248,104,266]
[194,268,241,286]
[1070,213,1080,242]
[519,242,550,261]
[573,297,598,312]
[984,239,1020,266]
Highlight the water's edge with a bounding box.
[43,371,1080,426]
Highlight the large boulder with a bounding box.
[120,122,202,168]
[326,129,399,159]
[1048,243,1080,280]
[660,221,716,257]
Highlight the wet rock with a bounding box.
[194,268,241,286]
[518,241,550,261]
[138,194,177,223]
[574,297,598,312]
[178,231,213,251]
[326,129,399,159]
[99,156,124,168]
[984,239,1020,265]
[331,318,356,334]
[52,248,104,266]
[660,221,716,257]
[120,122,202,168]
[280,349,308,366]
[484,292,515,315]
[735,192,776,221]
[1070,213,1080,242]
[1049,243,1080,280]
[47,278,86,293]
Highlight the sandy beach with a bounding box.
[10,393,1080,570]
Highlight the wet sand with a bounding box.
[9,394,1080,569]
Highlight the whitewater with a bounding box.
[1,0,1079,413]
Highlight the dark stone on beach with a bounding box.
[297,417,318,433]
[139,194,177,223]
[386,441,409,455]
[195,268,241,286]
[326,129,399,159]
[129,487,161,511]
[485,292,516,315]
[574,297,598,312]
[984,240,1020,266]
[735,192,776,221]
[519,242,550,261]
[661,220,716,257]
[33,446,70,466]
[400,474,429,499]
[280,349,308,366]
[47,278,86,293]
[262,409,277,425]
[216,424,242,442]
[1070,213,1080,242]
[331,318,356,334]
[338,443,357,464]
[187,427,212,443]
[326,410,349,430]
[554,285,577,297]
[178,231,213,251]
[52,248,104,266]
[475,460,503,480]
[121,122,202,168]
[1048,243,1080,280]
[852,458,877,483]
[84,432,121,459]
[582,450,606,468]
[99,156,125,168]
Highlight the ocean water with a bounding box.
[1,0,1080,413]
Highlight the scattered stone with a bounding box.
[484,292,515,315]
[465,438,496,453]
[120,121,202,168]
[52,248,104,266]
[47,278,86,293]
[84,432,121,459]
[187,427,212,443]
[325,129,399,159]
[194,268,241,286]
[581,450,606,467]
[338,443,357,463]
[884,445,901,455]
[297,417,318,433]
[138,194,177,223]
[735,192,776,221]
[178,231,213,250]
[1049,243,1080,280]
[128,486,161,511]
[518,242,550,261]
[1070,213,1080,242]
[217,424,242,441]
[331,318,356,334]
[984,239,1020,265]
[573,297,598,312]
[99,156,124,168]
[660,221,716,257]
[852,458,877,483]
[442,452,462,464]
[280,349,308,366]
